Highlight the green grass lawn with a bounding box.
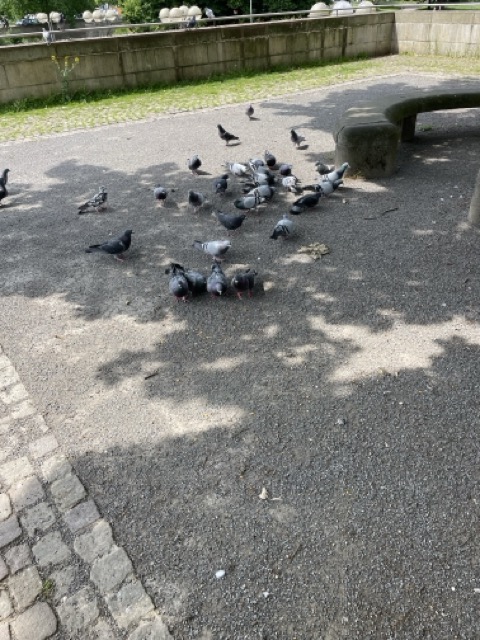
[1,53,479,142]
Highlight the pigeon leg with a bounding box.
[114,254,126,262]
[248,290,253,298]
[236,292,243,300]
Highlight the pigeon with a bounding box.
[205,7,215,18]
[215,210,246,232]
[188,190,206,213]
[248,158,265,171]
[252,170,275,187]
[290,129,306,148]
[315,161,333,177]
[187,155,202,175]
[183,15,197,28]
[217,124,239,146]
[279,163,293,177]
[264,150,276,168]
[326,162,349,183]
[184,268,207,295]
[0,168,9,206]
[303,179,343,195]
[290,192,321,215]
[193,239,231,261]
[282,175,302,194]
[85,230,133,261]
[78,186,108,214]
[42,27,53,44]
[213,174,229,195]
[246,104,255,120]
[271,215,295,240]
[166,263,190,302]
[246,184,275,201]
[234,191,265,211]
[153,185,168,206]
[225,162,249,177]
[231,269,257,299]
[207,262,229,297]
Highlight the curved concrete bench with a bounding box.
[333,90,480,179]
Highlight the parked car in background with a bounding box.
[15,15,39,27]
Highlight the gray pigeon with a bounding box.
[225,162,249,177]
[315,161,333,177]
[234,191,265,211]
[153,185,168,206]
[271,215,295,240]
[290,129,306,148]
[187,155,202,175]
[326,163,349,182]
[246,104,254,120]
[282,175,302,194]
[165,263,190,302]
[85,230,133,261]
[0,168,9,206]
[78,186,107,214]
[303,179,343,195]
[193,239,231,261]
[207,262,229,297]
[215,210,246,232]
[188,190,206,214]
[231,269,257,299]
[246,184,275,201]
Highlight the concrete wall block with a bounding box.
[323,27,344,50]
[243,37,268,60]
[268,35,288,57]
[176,43,210,67]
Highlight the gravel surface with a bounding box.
[1,73,480,639]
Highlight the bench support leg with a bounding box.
[401,115,417,142]
[468,168,480,226]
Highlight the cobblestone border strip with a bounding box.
[0,344,172,640]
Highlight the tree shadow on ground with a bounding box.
[74,335,480,639]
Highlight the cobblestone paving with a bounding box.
[0,345,172,640]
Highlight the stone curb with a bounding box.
[0,344,172,640]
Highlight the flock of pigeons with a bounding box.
[0,105,349,303]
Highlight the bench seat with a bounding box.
[333,89,480,179]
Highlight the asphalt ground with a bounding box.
[1,73,480,639]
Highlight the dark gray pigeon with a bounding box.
[290,129,306,148]
[271,215,295,240]
[246,104,254,120]
[279,163,293,177]
[78,186,107,214]
[290,192,321,215]
[184,268,207,295]
[217,124,239,146]
[245,185,275,201]
[85,230,133,261]
[315,161,333,177]
[264,150,276,168]
[165,263,190,302]
[188,190,206,214]
[231,269,257,299]
[207,262,229,297]
[0,168,9,206]
[187,155,202,175]
[193,239,231,261]
[153,185,168,207]
[213,174,229,195]
[215,210,246,232]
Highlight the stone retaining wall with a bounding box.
[0,14,394,104]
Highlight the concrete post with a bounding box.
[468,168,480,226]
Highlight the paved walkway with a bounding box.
[0,345,171,639]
